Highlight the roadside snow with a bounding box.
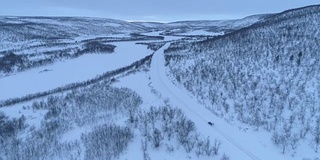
[113,72,162,108]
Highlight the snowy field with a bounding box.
[141,31,182,41]
[0,41,153,101]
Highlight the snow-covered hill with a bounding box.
[165,4,320,159]
[167,14,270,29]
[0,16,146,43]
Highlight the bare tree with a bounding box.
[272,131,288,154]
[213,138,222,155]
[290,133,299,150]
[141,139,150,160]
[203,137,213,156]
[300,122,311,139]
[221,153,231,160]
[195,135,204,157]
[176,116,195,145]
[312,116,320,152]
[151,128,163,148]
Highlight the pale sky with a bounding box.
[0,0,319,22]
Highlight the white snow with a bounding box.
[0,101,47,130]
[142,31,163,37]
[178,30,224,36]
[71,33,130,42]
[141,31,181,41]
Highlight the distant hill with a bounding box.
[133,14,271,33]
[0,16,146,44]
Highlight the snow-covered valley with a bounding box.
[1,5,320,160]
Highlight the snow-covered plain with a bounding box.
[0,41,152,101]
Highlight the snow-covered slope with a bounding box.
[150,44,284,160]
[164,4,320,159]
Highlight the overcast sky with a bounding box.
[0,0,319,22]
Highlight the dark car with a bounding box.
[208,122,214,126]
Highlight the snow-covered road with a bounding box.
[150,44,285,160]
